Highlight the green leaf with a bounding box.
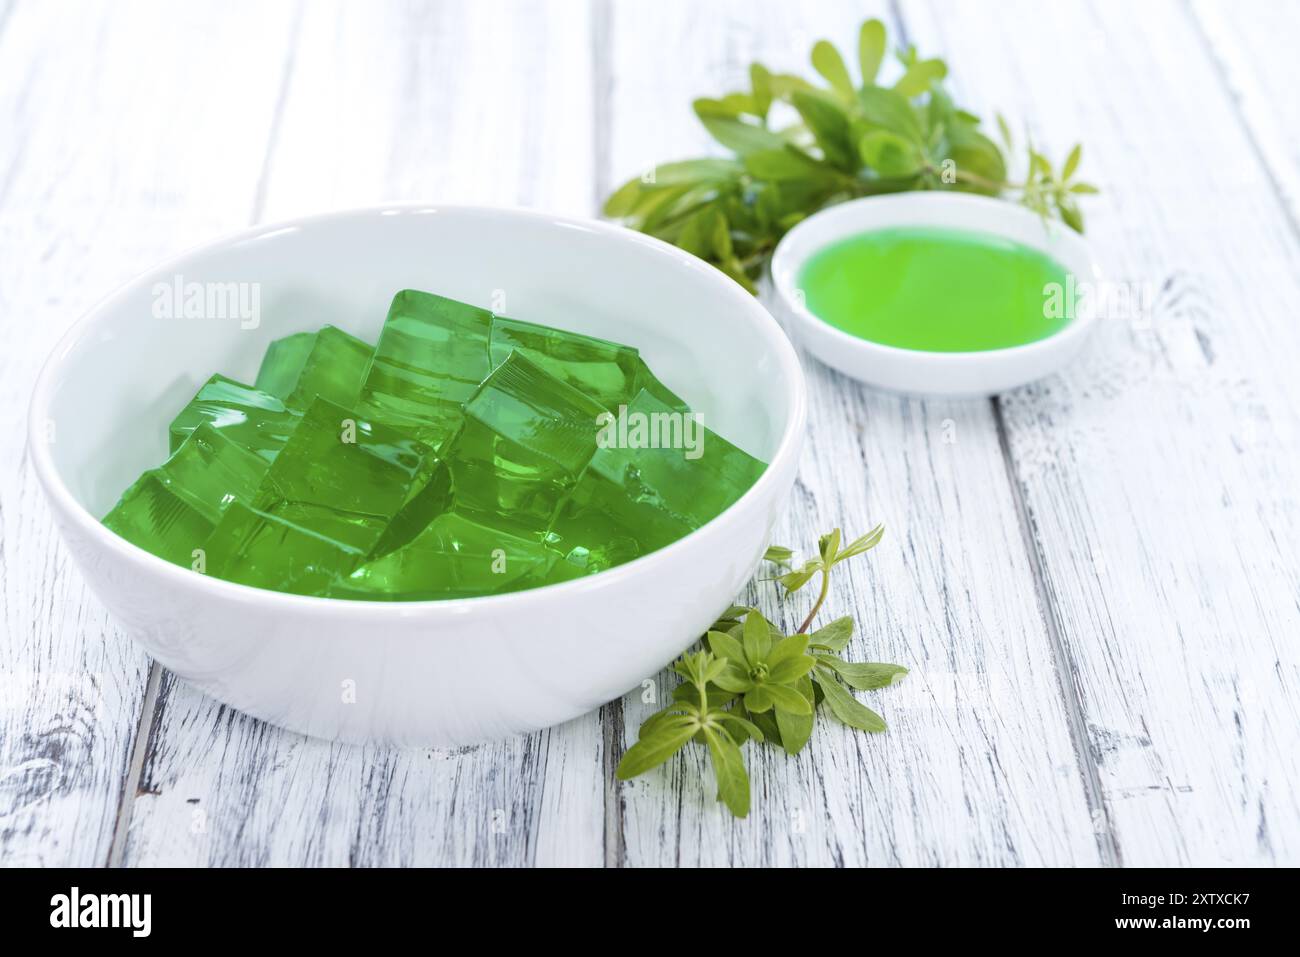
[616,715,699,778]
[742,146,835,182]
[1028,148,1051,179]
[1054,195,1084,233]
[638,707,686,738]
[699,653,729,686]
[1061,143,1082,181]
[672,684,735,710]
[1069,182,1100,195]
[702,726,750,817]
[744,684,774,713]
[995,111,1014,150]
[822,659,908,690]
[815,671,887,732]
[706,629,747,664]
[809,615,853,651]
[769,652,816,685]
[834,523,884,563]
[764,682,813,716]
[694,100,787,154]
[766,633,810,670]
[709,209,733,259]
[694,96,742,119]
[777,564,820,593]
[711,662,753,694]
[818,528,842,563]
[743,611,773,663]
[650,157,744,185]
[948,130,1008,192]
[858,130,922,177]
[626,183,707,232]
[746,707,782,744]
[859,86,922,141]
[713,605,753,627]
[763,545,794,564]
[790,90,854,168]
[718,711,765,744]
[857,19,886,87]
[673,207,710,257]
[774,675,816,754]
[811,39,854,100]
[893,58,948,98]
[603,177,646,218]
[768,71,816,99]
[750,62,773,119]
[718,92,759,117]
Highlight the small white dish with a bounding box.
[770,192,1102,396]
[28,204,806,748]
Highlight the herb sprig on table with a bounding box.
[604,18,1097,292]
[616,525,906,818]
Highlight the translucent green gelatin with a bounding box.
[358,290,493,448]
[104,424,265,566]
[255,325,374,411]
[102,288,769,600]
[169,374,301,462]
[797,226,1072,352]
[445,351,606,537]
[204,501,366,596]
[548,389,766,572]
[253,396,448,555]
[490,317,640,411]
[345,511,574,600]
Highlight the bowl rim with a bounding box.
[769,191,1103,364]
[27,202,807,615]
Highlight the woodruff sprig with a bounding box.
[603,18,1097,292]
[616,525,906,818]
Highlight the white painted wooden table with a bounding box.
[2,0,1297,868]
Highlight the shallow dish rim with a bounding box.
[770,191,1103,362]
[27,202,807,614]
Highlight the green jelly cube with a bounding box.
[253,331,315,398]
[357,290,493,448]
[103,424,266,566]
[632,357,690,412]
[445,351,605,537]
[168,374,302,463]
[489,317,640,410]
[253,396,447,554]
[255,325,374,412]
[548,389,767,571]
[344,511,564,599]
[203,501,365,596]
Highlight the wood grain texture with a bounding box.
[120,0,607,868]
[4,0,1297,868]
[0,0,299,865]
[902,0,1300,865]
[604,0,1103,866]
[1189,0,1300,227]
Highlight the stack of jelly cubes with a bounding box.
[102,290,767,600]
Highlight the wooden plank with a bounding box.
[605,0,1103,866]
[0,0,299,865]
[901,0,1300,865]
[1188,1,1300,225]
[120,0,607,868]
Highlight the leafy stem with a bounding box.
[796,565,830,634]
[616,524,903,819]
[603,18,1097,292]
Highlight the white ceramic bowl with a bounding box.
[28,205,806,747]
[770,192,1101,396]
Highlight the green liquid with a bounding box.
[797,226,1072,352]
